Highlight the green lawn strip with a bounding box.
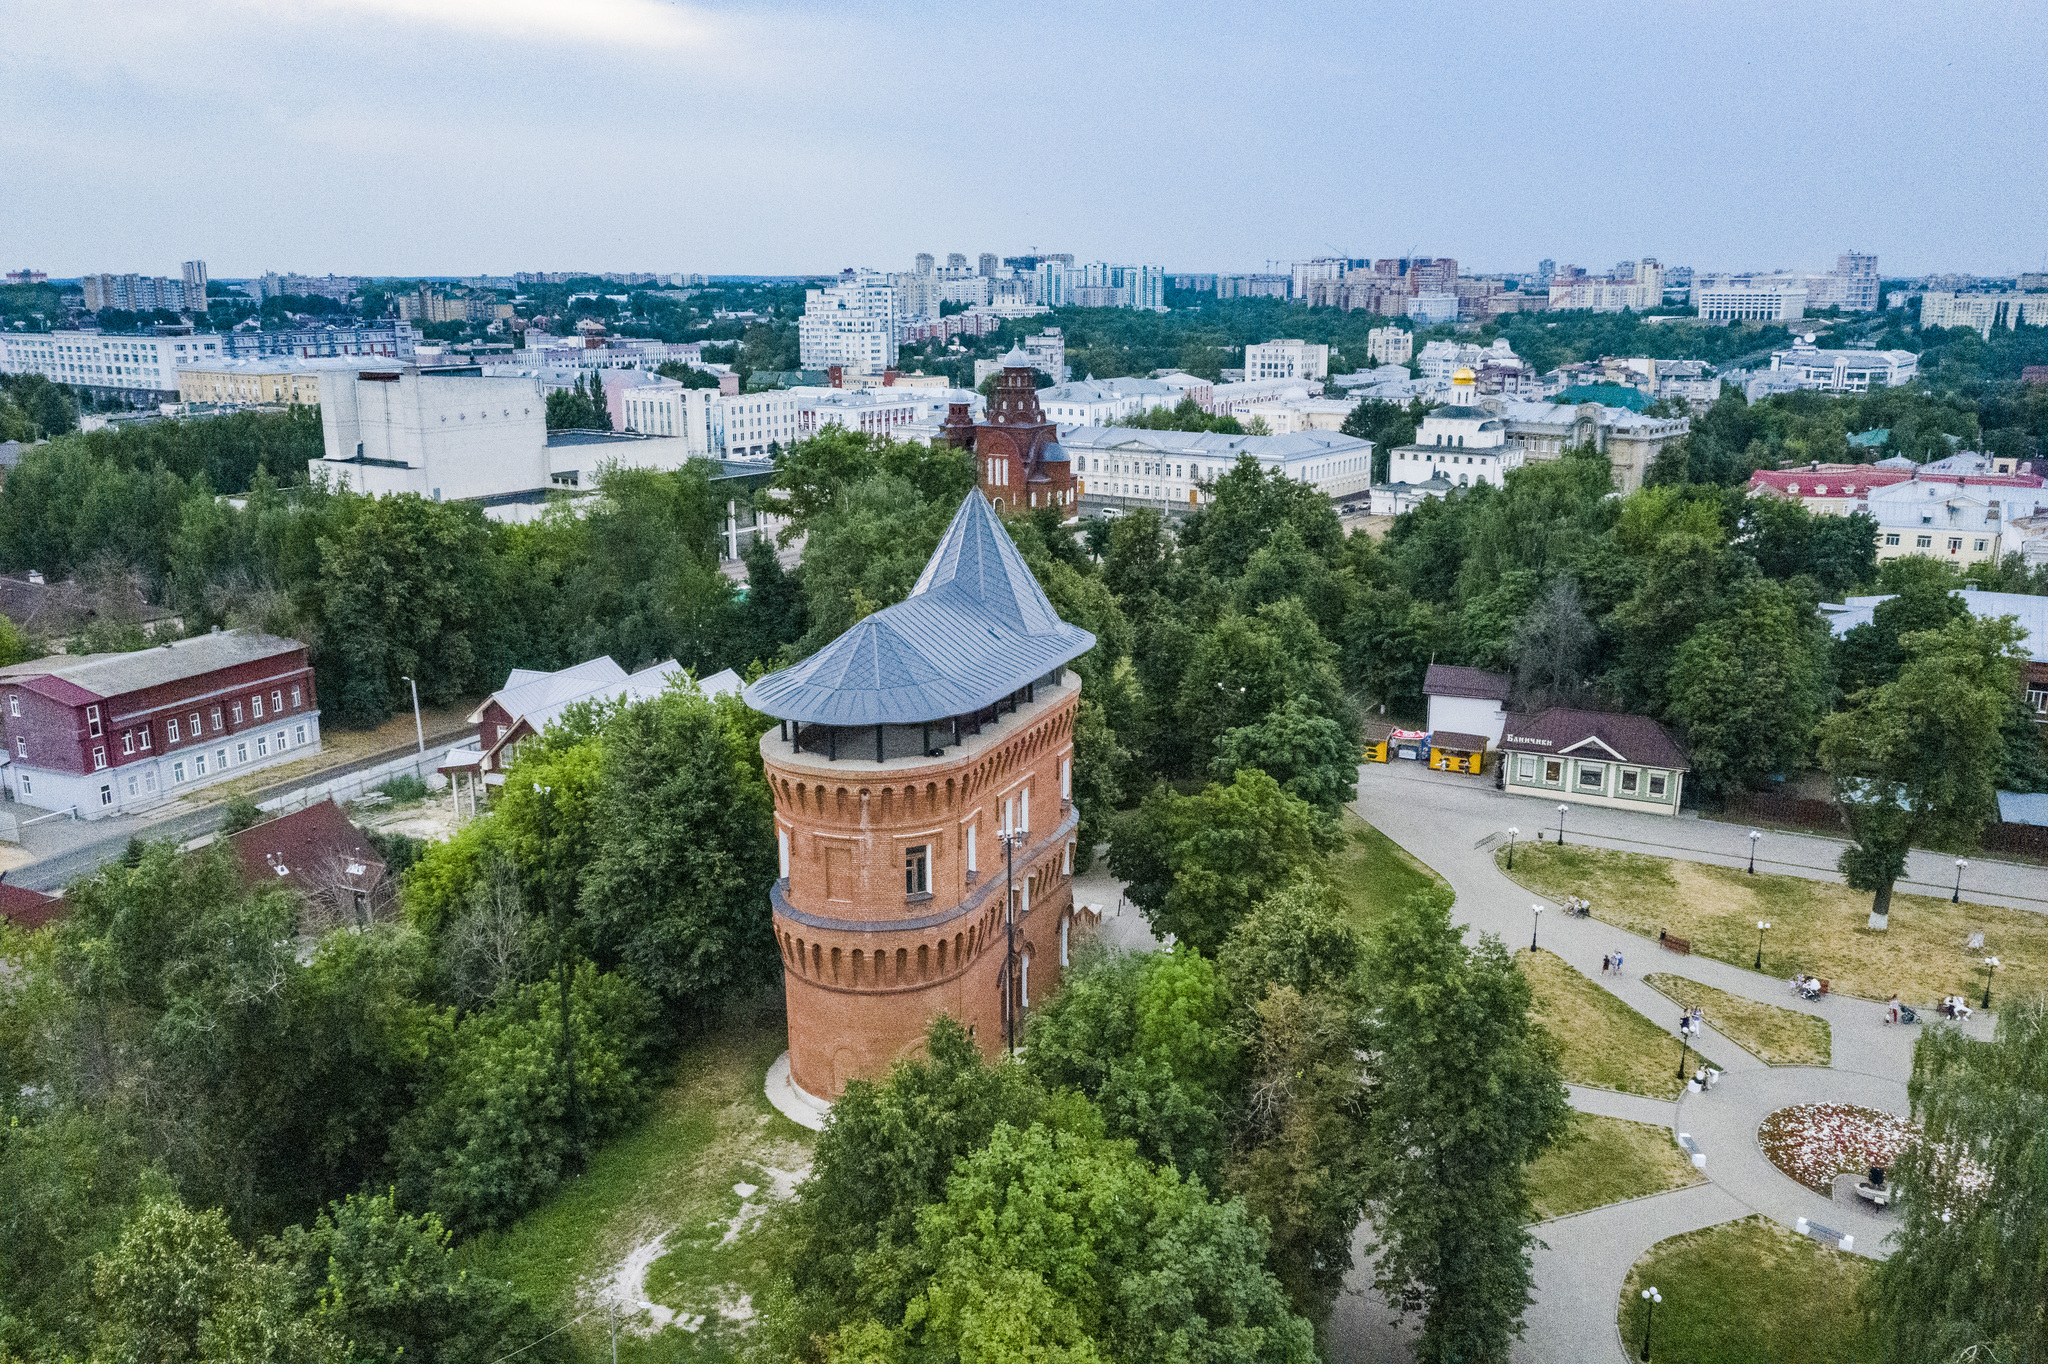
[1525,1111,1703,1222]
[1618,1216,1880,1364]
[1499,841,2036,1008]
[456,997,812,1361]
[1521,949,1710,1100]
[1334,811,1448,933]
[1644,973,1831,1066]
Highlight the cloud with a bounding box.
[241,0,720,48]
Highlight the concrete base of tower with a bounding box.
[766,1051,831,1132]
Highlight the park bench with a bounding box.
[1853,1181,1891,1209]
[1659,931,1691,955]
[1796,1218,1854,1252]
[1675,1133,1706,1169]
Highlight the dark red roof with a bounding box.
[19,674,102,707]
[1424,664,1511,702]
[1498,707,1688,771]
[228,799,386,901]
[0,882,64,930]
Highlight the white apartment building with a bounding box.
[620,379,719,456]
[1229,397,1355,434]
[1407,293,1458,325]
[1921,292,2048,338]
[1691,279,1807,321]
[798,270,900,370]
[1768,339,1918,392]
[1065,426,1373,510]
[0,330,224,404]
[1244,339,1330,382]
[1367,327,1413,366]
[1865,480,2011,568]
[718,390,802,456]
[1418,338,1521,381]
[1039,379,1169,427]
[1206,376,1327,413]
[1023,328,1069,383]
[795,385,978,441]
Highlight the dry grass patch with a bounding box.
[457,996,812,1361]
[1526,1111,1703,1221]
[1521,949,1709,1100]
[1644,974,1831,1066]
[1501,841,2040,1008]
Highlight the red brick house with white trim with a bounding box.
[0,630,320,817]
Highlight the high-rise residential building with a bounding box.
[915,252,935,275]
[1920,292,2048,337]
[1537,259,1556,286]
[798,269,900,370]
[81,273,188,313]
[1367,327,1413,366]
[946,253,968,270]
[1292,258,1356,299]
[978,252,998,277]
[257,272,362,302]
[181,261,208,310]
[1834,252,1880,312]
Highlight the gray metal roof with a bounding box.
[743,493,1094,725]
[0,629,303,699]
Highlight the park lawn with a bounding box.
[1618,1216,1880,1364]
[1645,974,1832,1066]
[1521,949,1711,1100]
[1525,1111,1703,1221]
[1334,812,1448,933]
[456,995,813,1362]
[1500,841,2042,1007]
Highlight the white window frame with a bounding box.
[1619,767,1641,795]
[92,746,106,771]
[173,761,186,783]
[1543,758,1563,785]
[138,726,150,751]
[86,704,101,738]
[1647,771,1668,798]
[1576,762,1605,790]
[1516,754,1536,781]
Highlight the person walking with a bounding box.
[1887,993,1900,1025]
[1603,953,1612,975]
[1612,951,1624,977]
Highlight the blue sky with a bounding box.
[4,0,2043,278]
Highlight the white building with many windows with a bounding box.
[1385,370,1527,491]
[717,390,803,456]
[1768,339,1918,392]
[1243,339,1330,382]
[1367,327,1413,366]
[1920,292,2048,337]
[0,330,225,404]
[798,270,900,370]
[1691,280,1808,321]
[620,379,719,455]
[1065,426,1373,511]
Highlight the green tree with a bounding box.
[768,1017,1047,1356]
[730,532,807,668]
[575,688,781,1027]
[219,792,264,834]
[890,1121,1316,1364]
[1362,891,1570,1364]
[1864,998,2048,1364]
[1667,577,1831,796]
[1024,947,1236,1184]
[1108,769,1331,955]
[1211,694,1359,814]
[1819,614,2024,927]
[1509,575,1596,711]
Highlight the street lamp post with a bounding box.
[1638,1286,1662,1361]
[1754,920,1771,972]
[1530,903,1544,953]
[1983,956,1999,1011]
[1506,826,1519,870]
[400,674,426,770]
[1953,858,1968,904]
[1676,1028,1692,1082]
[1747,829,1760,874]
[1556,803,1569,847]
[1000,828,1020,1057]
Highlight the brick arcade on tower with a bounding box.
[742,491,1098,1102]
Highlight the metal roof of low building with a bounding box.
[743,493,1095,726]
[0,630,304,700]
[1424,664,1511,702]
[1497,707,1688,771]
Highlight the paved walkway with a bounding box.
[1337,760,2033,1363]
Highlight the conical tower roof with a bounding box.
[743,493,1094,726]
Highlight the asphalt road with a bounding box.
[11,721,474,892]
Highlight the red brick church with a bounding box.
[942,348,1077,518]
[742,491,1097,1101]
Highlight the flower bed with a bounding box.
[1755,1103,1917,1191]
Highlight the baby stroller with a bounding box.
[1797,978,1822,1002]
[1897,1003,1919,1024]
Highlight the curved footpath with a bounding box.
[1333,761,2015,1364]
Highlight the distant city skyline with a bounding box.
[5,0,2044,279]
